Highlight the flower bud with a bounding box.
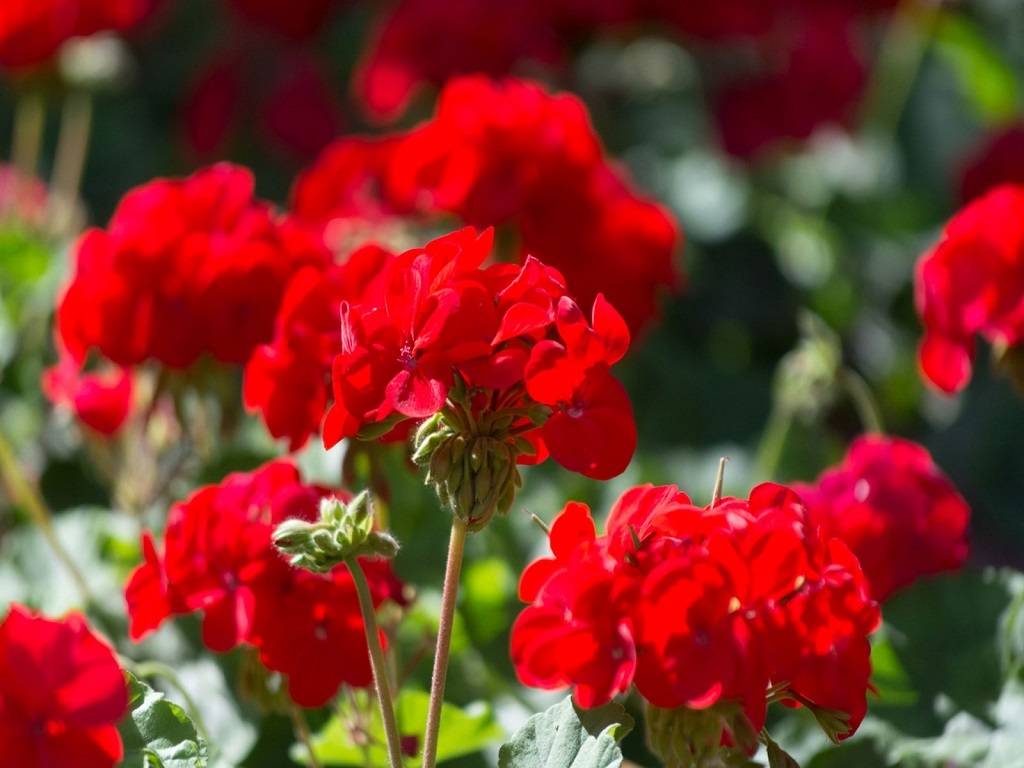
[272,492,399,574]
[645,702,759,767]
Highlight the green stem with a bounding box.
[346,556,403,768]
[9,90,45,218]
[861,0,941,137]
[48,91,93,237]
[840,369,885,434]
[755,406,794,482]
[288,699,323,768]
[421,517,468,768]
[0,430,93,605]
[711,456,728,506]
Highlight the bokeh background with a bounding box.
[1,0,1023,766]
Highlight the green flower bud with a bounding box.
[272,492,399,574]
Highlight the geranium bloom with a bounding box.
[796,435,970,602]
[0,0,155,71]
[0,605,128,768]
[42,350,134,435]
[56,163,326,370]
[512,482,879,745]
[914,184,1024,393]
[296,76,682,334]
[303,226,637,480]
[124,459,405,707]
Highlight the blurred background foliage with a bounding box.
[1,0,1024,766]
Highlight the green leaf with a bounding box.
[497,696,627,768]
[119,672,209,768]
[299,688,502,766]
[935,14,1020,124]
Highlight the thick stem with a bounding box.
[48,91,93,237]
[288,699,322,768]
[421,517,468,768]
[346,556,403,768]
[9,90,45,218]
[0,430,93,605]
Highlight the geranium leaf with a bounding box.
[119,672,209,768]
[498,696,627,768]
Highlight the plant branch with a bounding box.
[345,555,403,768]
[0,430,93,605]
[421,516,468,768]
[9,90,45,217]
[288,699,322,768]
[48,91,93,237]
[840,369,885,434]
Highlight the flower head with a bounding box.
[0,605,127,768]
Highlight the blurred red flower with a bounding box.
[796,435,970,601]
[42,350,134,435]
[960,123,1024,203]
[0,0,155,71]
[296,76,682,335]
[0,605,127,768]
[915,184,1024,393]
[56,163,327,370]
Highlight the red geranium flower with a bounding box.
[796,435,970,601]
[56,163,326,370]
[960,123,1024,203]
[0,605,127,768]
[512,482,879,743]
[124,459,405,707]
[914,184,1024,393]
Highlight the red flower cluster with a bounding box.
[56,163,324,370]
[247,226,638,480]
[124,459,406,707]
[294,76,682,334]
[914,184,1024,393]
[0,605,128,768]
[960,123,1024,203]
[354,0,893,159]
[0,0,155,71]
[796,435,970,602]
[511,483,879,741]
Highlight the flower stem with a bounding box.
[48,91,93,237]
[421,516,468,768]
[345,555,403,768]
[840,369,885,434]
[288,699,322,768]
[755,405,793,481]
[0,430,93,605]
[9,89,45,217]
[711,456,729,506]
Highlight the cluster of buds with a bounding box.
[273,491,399,572]
[411,396,538,532]
[645,703,759,768]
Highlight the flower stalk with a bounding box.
[345,554,403,768]
[421,515,468,768]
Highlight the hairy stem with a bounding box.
[755,406,793,482]
[346,556,403,768]
[0,430,93,605]
[421,516,468,768]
